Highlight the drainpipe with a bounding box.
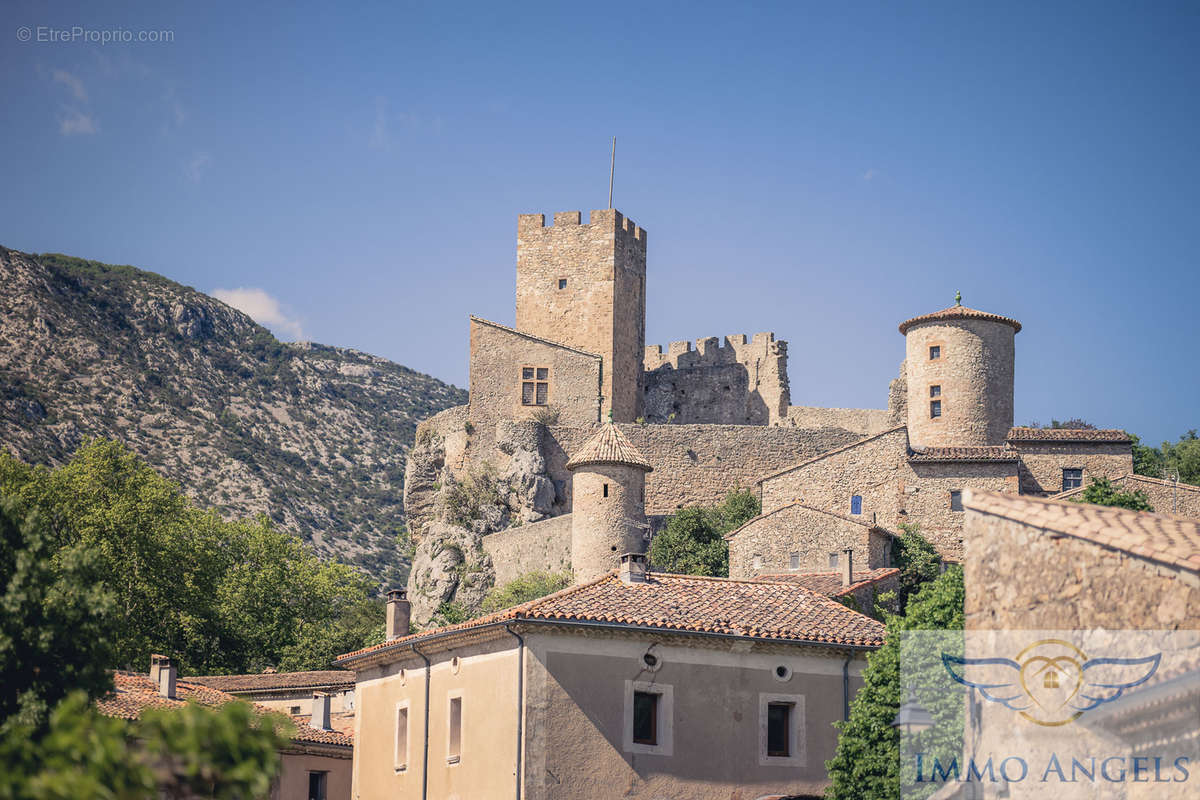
[504,624,525,800]
[411,643,431,800]
[842,656,852,721]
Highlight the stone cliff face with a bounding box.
[0,247,466,585]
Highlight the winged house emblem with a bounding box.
[943,639,1161,727]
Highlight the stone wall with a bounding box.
[759,427,1020,559]
[725,503,894,579]
[482,514,573,586]
[904,318,1015,448]
[781,406,894,436]
[545,423,864,516]
[962,495,1200,630]
[1054,474,1200,518]
[468,317,602,452]
[642,333,789,425]
[515,210,646,422]
[1009,440,1134,495]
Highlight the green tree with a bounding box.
[1131,430,1200,485]
[481,571,570,613]
[891,523,942,609]
[825,567,965,800]
[1071,477,1153,511]
[650,488,760,577]
[0,498,117,733]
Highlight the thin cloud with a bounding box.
[52,69,88,101]
[211,287,305,341]
[862,169,879,182]
[185,152,212,182]
[59,108,97,136]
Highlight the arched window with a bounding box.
[850,495,862,515]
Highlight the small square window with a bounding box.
[522,367,534,380]
[557,278,567,290]
[536,367,548,380]
[929,345,941,360]
[828,552,839,569]
[930,400,942,418]
[788,552,799,570]
[632,691,658,745]
[850,495,863,515]
[1063,469,1083,491]
[950,490,963,512]
[930,385,941,398]
[767,703,792,757]
[520,366,550,406]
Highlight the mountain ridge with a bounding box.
[0,246,467,585]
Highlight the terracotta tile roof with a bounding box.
[963,490,1200,574]
[1051,473,1200,501]
[96,672,352,748]
[757,426,908,484]
[337,571,885,665]
[1007,427,1132,442]
[756,568,900,598]
[724,501,899,541]
[898,304,1022,334]
[566,421,653,471]
[187,670,355,693]
[908,446,1019,463]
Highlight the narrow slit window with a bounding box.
[394,706,409,770]
[767,702,792,757]
[448,697,462,764]
[788,552,800,570]
[602,483,609,498]
[929,385,941,398]
[950,490,963,512]
[850,495,863,515]
[828,552,839,569]
[632,691,658,745]
[930,400,942,418]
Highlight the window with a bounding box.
[929,345,941,360]
[289,705,301,715]
[828,552,839,569]
[1063,469,1083,491]
[788,552,799,570]
[850,495,863,515]
[950,490,963,512]
[307,772,327,800]
[632,691,658,745]
[930,385,941,398]
[767,703,792,757]
[521,366,549,406]
[930,400,942,418]
[602,483,609,498]
[557,278,567,289]
[394,704,409,771]
[447,696,462,764]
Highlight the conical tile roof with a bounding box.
[898,304,1021,334]
[566,421,653,472]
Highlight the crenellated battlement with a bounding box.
[644,332,786,372]
[517,209,647,244]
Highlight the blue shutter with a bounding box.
[851,495,862,515]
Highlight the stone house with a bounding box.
[337,565,884,800]
[188,669,356,719]
[96,658,353,800]
[755,568,901,615]
[1051,472,1200,519]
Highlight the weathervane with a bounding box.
[955,290,962,306]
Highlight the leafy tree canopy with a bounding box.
[892,523,942,610]
[649,488,760,577]
[1132,430,1200,486]
[481,571,570,613]
[825,566,965,800]
[0,440,381,675]
[1071,477,1153,511]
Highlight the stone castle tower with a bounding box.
[516,209,647,422]
[565,420,653,582]
[899,299,1022,448]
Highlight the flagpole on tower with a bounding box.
[608,136,616,209]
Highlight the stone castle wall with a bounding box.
[904,318,1015,448]
[642,333,789,424]
[780,406,894,437]
[482,514,573,587]
[515,210,646,421]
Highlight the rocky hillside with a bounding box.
[0,246,466,585]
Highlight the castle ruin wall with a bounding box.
[482,514,573,586]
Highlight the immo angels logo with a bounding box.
[943,639,1161,726]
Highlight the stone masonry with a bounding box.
[725,503,895,579]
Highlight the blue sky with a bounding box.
[2,1,1196,445]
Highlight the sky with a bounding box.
[1,1,1197,445]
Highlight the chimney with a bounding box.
[157,656,177,699]
[312,691,332,731]
[841,548,854,588]
[619,552,648,584]
[149,653,168,686]
[386,588,411,640]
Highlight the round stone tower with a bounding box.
[899,296,1021,449]
[566,420,653,583]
